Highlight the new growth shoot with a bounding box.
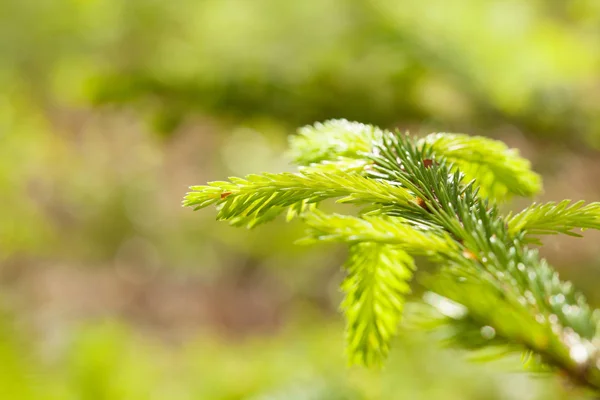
[184,120,600,392]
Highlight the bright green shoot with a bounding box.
[184,120,600,392]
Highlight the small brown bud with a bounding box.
[415,197,429,211]
[462,249,478,261]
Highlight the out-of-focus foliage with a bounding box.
[4,0,600,145]
[71,0,600,147]
[2,0,600,398]
[3,0,600,260]
[0,316,587,400]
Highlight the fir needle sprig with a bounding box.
[184,119,600,391]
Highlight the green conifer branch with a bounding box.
[508,200,600,239]
[184,119,600,392]
[183,171,413,228]
[300,211,456,257]
[419,133,542,200]
[289,119,382,165]
[342,243,415,367]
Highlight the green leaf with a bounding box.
[342,242,415,366]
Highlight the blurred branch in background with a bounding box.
[1,0,600,399]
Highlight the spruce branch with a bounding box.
[184,119,600,392]
[419,133,542,200]
[300,211,457,258]
[289,119,383,165]
[342,243,415,366]
[290,119,542,201]
[508,200,600,239]
[183,171,413,228]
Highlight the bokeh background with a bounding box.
[2,1,600,398]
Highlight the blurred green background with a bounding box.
[2,0,600,398]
